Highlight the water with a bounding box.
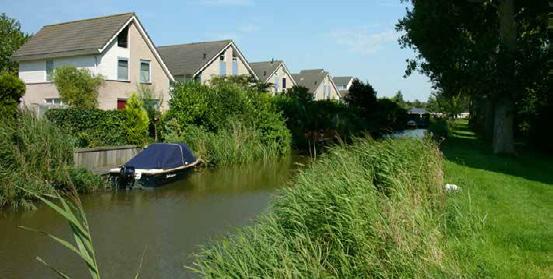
[0,156,305,278]
[388,129,428,139]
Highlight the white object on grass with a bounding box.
[445,183,460,192]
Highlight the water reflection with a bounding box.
[0,156,305,279]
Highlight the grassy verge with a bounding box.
[442,120,553,277]
[192,138,469,277]
[0,112,106,210]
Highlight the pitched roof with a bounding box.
[333,76,354,87]
[157,40,232,77]
[13,13,135,61]
[250,60,282,82]
[292,69,329,93]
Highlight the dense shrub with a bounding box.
[53,65,104,109]
[124,94,150,145]
[46,108,129,147]
[193,138,462,277]
[0,71,25,117]
[0,112,105,209]
[428,117,451,139]
[273,86,366,150]
[163,81,291,164]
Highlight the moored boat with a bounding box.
[109,143,199,188]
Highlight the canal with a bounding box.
[0,156,305,278]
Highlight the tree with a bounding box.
[0,13,30,73]
[124,93,150,145]
[427,91,469,119]
[0,72,25,116]
[397,0,550,153]
[53,65,103,109]
[390,91,407,108]
[344,79,377,116]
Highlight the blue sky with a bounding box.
[2,0,433,101]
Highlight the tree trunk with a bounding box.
[493,95,515,153]
[493,0,516,154]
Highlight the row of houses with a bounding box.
[13,12,356,111]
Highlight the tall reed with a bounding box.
[19,186,100,279]
[192,138,464,277]
[0,112,104,209]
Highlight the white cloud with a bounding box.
[197,0,254,7]
[329,28,398,55]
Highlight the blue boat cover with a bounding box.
[125,143,196,169]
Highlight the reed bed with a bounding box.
[192,138,465,277]
[0,112,105,209]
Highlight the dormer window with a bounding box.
[117,26,129,48]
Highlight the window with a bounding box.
[44,98,62,105]
[117,58,128,80]
[232,57,238,76]
[46,60,54,81]
[140,60,151,83]
[219,55,226,76]
[117,26,129,48]
[282,78,287,89]
[117,99,127,110]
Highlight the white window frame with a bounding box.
[117,57,129,81]
[44,98,64,106]
[139,59,151,83]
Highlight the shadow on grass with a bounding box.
[441,121,553,185]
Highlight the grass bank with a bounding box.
[442,120,553,277]
[0,112,106,210]
[192,138,470,277]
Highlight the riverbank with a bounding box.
[193,138,459,277]
[442,120,553,277]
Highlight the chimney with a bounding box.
[203,53,207,59]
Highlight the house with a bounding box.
[157,40,257,84]
[333,76,355,98]
[292,69,340,100]
[250,60,296,94]
[13,12,174,111]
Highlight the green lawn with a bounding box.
[443,120,553,277]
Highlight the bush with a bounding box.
[124,93,150,145]
[163,81,291,165]
[46,108,129,147]
[0,71,25,117]
[0,112,105,209]
[193,138,462,277]
[273,87,366,150]
[53,65,103,109]
[428,117,451,139]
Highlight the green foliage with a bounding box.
[124,94,150,145]
[53,65,104,109]
[46,108,129,148]
[397,0,551,152]
[343,78,377,115]
[193,138,465,277]
[0,112,105,209]
[0,13,29,73]
[426,91,469,118]
[274,86,365,150]
[164,80,291,165]
[428,117,451,139]
[0,71,25,117]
